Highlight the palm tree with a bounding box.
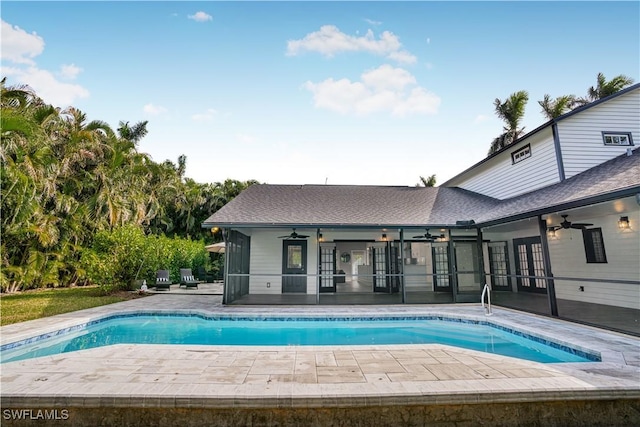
[117,120,149,144]
[538,94,577,120]
[488,90,529,155]
[416,175,436,187]
[576,73,635,106]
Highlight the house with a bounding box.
[203,84,640,335]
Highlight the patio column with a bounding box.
[477,229,487,287]
[400,228,406,304]
[316,228,320,305]
[222,228,230,305]
[448,238,458,303]
[538,215,558,316]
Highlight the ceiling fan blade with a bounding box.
[296,235,309,238]
[413,235,425,239]
[572,223,593,227]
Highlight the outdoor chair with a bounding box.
[154,269,172,291]
[179,268,199,289]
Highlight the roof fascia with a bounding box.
[202,222,470,230]
[441,83,640,187]
[476,186,640,229]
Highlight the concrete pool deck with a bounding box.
[1,294,639,426]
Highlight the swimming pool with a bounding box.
[0,313,599,364]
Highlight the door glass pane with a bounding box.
[517,244,530,288]
[320,246,335,289]
[288,246,302,269]
[489,243,510,288]
[531,243,546,289]
[433,245,449,288]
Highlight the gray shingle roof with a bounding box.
[203,149,640,229]
[203,185,498,227]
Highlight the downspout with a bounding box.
[538,216,558,316]
[400,228,406,304]
[552,123,566,182]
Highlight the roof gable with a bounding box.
[442,83,640,187]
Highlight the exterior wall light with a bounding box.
[318,233,324,242]
[618,216,630,230]
[381,233,387,241]
[547,228,557,239]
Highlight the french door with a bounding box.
[282,240,307,293]
[488,241,511,289]
[432,243,451,291]
[319,244,336,293]
[513,237,547,293]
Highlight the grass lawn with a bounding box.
[0,287,145,326]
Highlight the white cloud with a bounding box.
[303,64,440,117]
[286,25,417,64]
[59,63,82,80]
[1,20,89,108]
[387,50,418,65]
[236,133,257,144]
[426,38,431,44]
[474,114,490,124]
[188,11,212,22]
[1,20,45,65]
[364,18,382,26]
[2,66,89,107]
[191,108,218,122]
[143,103,168,115]
[360,64,415,91]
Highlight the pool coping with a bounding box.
[1,294,639,410]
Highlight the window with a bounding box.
[511,144,531,164]
[583,228,607,263]
[602,132,633,146]
[287,246,302,268]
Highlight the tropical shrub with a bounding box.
[81,226,208,293]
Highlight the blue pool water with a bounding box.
[0,315,598,364]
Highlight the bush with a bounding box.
[81,225,208,292]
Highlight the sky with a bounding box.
[2,1,639,186]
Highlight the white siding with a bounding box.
[558,88,640,179]
[548,209,640,309]
[447,128,560,199]
[248,229,318,294]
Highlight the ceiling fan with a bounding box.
[412,229,444,241]
[278,228,309,239]
[548,214,593,232]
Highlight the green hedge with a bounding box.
[81,225,208,292]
